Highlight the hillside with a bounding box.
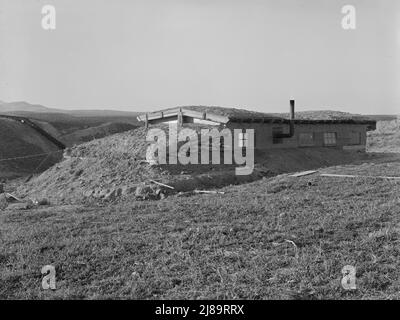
[15,123,384,204]
[59,122,138,146]
[0,118,63,179]
[3,111,141,139]
[0,100,142,146]
[0,101,142,178]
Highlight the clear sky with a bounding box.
[0,0,398,114]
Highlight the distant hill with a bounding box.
[0,100,142,147]
[0,100,140,117]
[12,111,141,136]
[0,101,144,177]
[0,101,55,113]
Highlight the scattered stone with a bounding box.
[38,198,50,206]
[135,185,154,200]
[134,184,165,200]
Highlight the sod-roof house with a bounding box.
[137,101,376,151]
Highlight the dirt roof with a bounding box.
[139,106,283,122]
[169,106,280,119]
[274,110,375,121]
[140,106,377,124]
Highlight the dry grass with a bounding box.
[1,116,399,300]
[1,161,400,299]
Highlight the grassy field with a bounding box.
[1,160,400,299]
[1,118,399,299]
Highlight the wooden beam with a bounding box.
[149,180,175,189]
[178,108,183,127]
[290,170,318,177]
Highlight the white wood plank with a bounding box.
[290,170,318,177]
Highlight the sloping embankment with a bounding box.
[15,125,378,204]
[0,117,63,179]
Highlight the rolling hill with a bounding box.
[0,100,140,117]
[0,117,63,179]
[0,101,142,136]
[0,101,142,178]
[0,100,142,144]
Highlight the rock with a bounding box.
[135,185,154,200]
[38,198,50,206]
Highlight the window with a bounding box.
[349,131,361,145]
[272,127,283,144]
[299,132,315,147]
[238,132,249,147]
[324,132,337,146]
